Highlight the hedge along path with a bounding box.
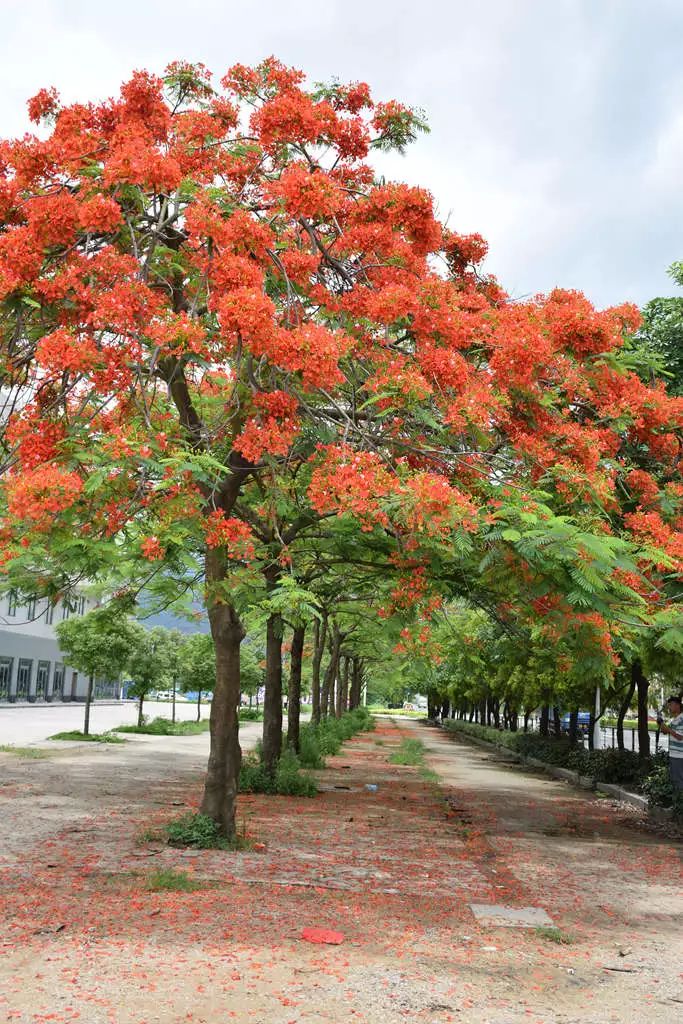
[0,718,678,1024]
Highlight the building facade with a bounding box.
[0,592,121,703]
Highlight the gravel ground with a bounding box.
[0,717,680,1023]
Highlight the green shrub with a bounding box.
[239,708,263,721]
[48,730,125,743]
[0,744,49,758]
[443,719,680,814]
[239,747,318,797]
[116,717,209,736]
[166,812,232,849]
[298,707,373,769]
[642,762,683,817]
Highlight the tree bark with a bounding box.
[539,705,550,737]
[83,673,94,736]
[634,659,650,760]
[552,706,562,739]
[616,674,636,751]
[262,611,283,774]
[138,695,144,727]
[568,708,579,748]
[321,625,341,719]
[311,611,327,725]
[349,657,362,710]
[286,624,305,753]
[196,690,202,723]
[200,549,245,838]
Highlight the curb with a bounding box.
[433,723,673,820]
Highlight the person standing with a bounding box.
[658,695,683,790]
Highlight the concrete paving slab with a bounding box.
[469,903,554,928]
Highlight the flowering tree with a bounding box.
[0,59,681,836]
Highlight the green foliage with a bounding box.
[444,720,679,813]
[0,744,49,758]
[48,730,125,743]
[144,869,205,892]
[166,813,234,849]
[127,626,180,704]
[642,761,683,817]
[177,632,216,697]
[389,738,426,765]
[239,747,318,797]
[55,605,140,681]
[115,717,209,736]
[298,707,374,769]
[238,707,263,721]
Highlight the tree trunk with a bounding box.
[83,673,94,736]
[349,658,362,710]
[634,659,650,760]
[286,624,305,753]
[568,708,579,747]
[523,710,530,732]
[200,554,245,838]
[552,706,562,739]
[336,656,348,718]
[321,626,341,719]
[311,611,327,725]
[262,611,283,775]
[171,676,177,725]
[196,690,202,723]
[540,705,550,737]
[138,695,144,727]
[616,674,636,752]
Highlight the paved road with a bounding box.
[0,699,210,745]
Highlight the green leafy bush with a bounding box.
[166,812,232,849]
[116,717,209,736]
[298,707,374,769]
[239,747,318,797]
[238,708,264,721]
[441,720,678,813]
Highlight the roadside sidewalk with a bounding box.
[0,716,680,1023]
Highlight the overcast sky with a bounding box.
[1,0,681,308]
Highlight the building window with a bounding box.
[7,591,17,617]
[53,663,64,699]
[0,657,12,700]
[45,601,55,626]
[26,597,37,620]
[16,659,32,700]
[78,596,86,616]
[36,661,50,700]
[61,598,75,621]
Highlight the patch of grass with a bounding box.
[298,707,374,769]
[144,868,205,892]
[389,738,426,766]
[48,730,125,743]
[535,926,574,945]
[165,812,253,851]
[374,739,385,746]
[0,744,49,758]
[116,717,209,736]
[240,747,318,797]
[419,766,440,784]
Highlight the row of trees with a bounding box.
[0,60,680,836]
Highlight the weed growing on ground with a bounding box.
[165,812,253,850]
[48,730,125,743]
[144,869,206,892]
[419,766,440,783]
[240,747,318,797]
[116,718,209,736]
[389,738,426,766]
[0,744,49,758]
[535,926,574,944]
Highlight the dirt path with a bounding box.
[0,717,680,1023]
